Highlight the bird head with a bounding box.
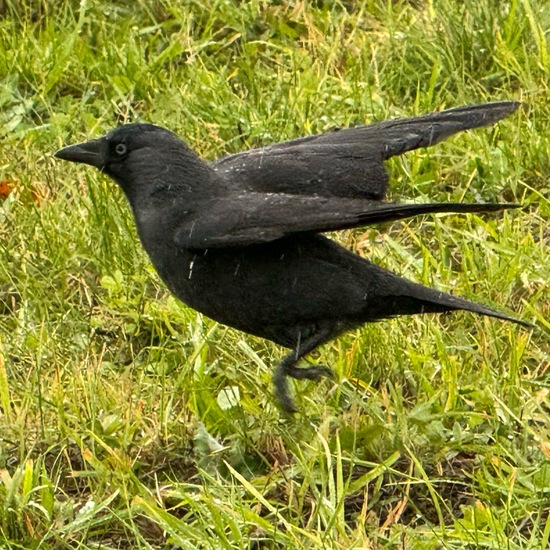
[55,124,216,202]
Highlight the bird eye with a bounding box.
[115,143,127,156]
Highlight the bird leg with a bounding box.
[273,329,334,413]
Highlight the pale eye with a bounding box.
[115,143,127,156]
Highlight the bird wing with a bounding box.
[173,194,519,249]
[212,101,519,200]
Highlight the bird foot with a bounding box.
[273,368,299,413]
[286,364,334,381]
[273,363,334,413]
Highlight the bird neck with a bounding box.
[117,153,223,210]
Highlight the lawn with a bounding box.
[0,0,549,548]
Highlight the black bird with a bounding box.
[55,101,527,411]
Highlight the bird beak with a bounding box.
[54,139,106,169]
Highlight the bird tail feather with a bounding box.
[374,279,531,328]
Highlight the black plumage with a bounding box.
[55,101,527,411]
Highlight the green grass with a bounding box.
[0,0,549,548]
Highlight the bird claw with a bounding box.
[273,363,334,413]
[288,364,334,381]
[273,368,299,413]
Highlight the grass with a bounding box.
[0,0,549,548]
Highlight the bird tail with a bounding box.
[414,287,529,326]
[367,271,531,328]
[373,101,520,159]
